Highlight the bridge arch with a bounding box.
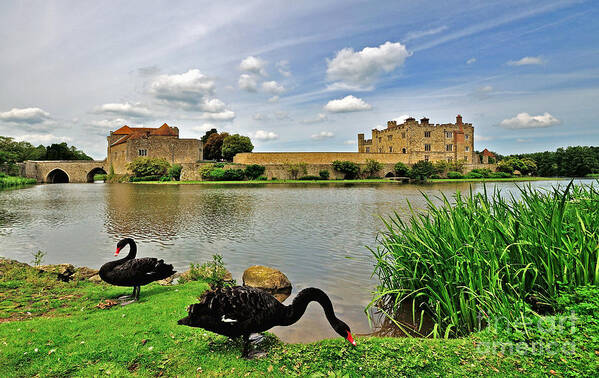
[87,167,108,183]
[385,171,395,178]
[47,169,70,183]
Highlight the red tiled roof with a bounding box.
[110,123,178,146]
[482,148,495,157]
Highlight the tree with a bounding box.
[203,132,229,161]
[363,159,383,178]
[285,163,307,179]
[394,162,410,176]
[201,128,218,143]
[221,134,254,161]
[244,164,265,180]
[409,160,434,181]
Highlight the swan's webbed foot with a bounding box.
[241,333,268,359]
[119,299,137,306]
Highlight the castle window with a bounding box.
[424,144,431,151]
[389,146,393,153]
[138,149,147,156]
[365,147,370,153]
[447,157,453,162]
[445,131,453,138]
[424,131,431,138]
[378,148,382,153]
[401,132,405,138]
[465,135,469,140]
[378,137,382,143]
[465,146,470,152]
[464,155,469,161]
[402,148,406,154]
[424,155,429,162]
[446,144,453,152]
[388,135,393,141]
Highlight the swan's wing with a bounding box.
[113,258,175,281]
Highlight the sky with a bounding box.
[1,0,598,159]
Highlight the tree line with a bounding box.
[0,136,92,175]
[201,129,253,161]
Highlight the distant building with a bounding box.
[358,115,475,164]
[107,123,202,174]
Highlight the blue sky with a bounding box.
[0,0,598,159]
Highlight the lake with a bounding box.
[0,179,586,342]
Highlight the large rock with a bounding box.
[72,266,99,280]
[242,265,292,302]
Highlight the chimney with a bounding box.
[456,114,463,125]
[420,117,429,125]
[387,120,397,128]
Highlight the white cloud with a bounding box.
[90,118,130,128]
[238,74,258,92]
[201,110,236,121]
[268,96,279,103]
[15,133,71,144]
[150,69,215,107]
[466,58,477,64]
[500,112,560,129]
[324,95,372,113]
[191,123,217,133]
[326,41,410,90]
[474,85,494,99]
[0,107,51,124]
[262,80,286,95]
[94,102,152,118]
[253,113,267,121]
[239,56,267,76]
[344,139,356,145]
[253,130,279,141]
[302,113,328,124]
[507,56,544,66]
[393,114,410,123]
[311,131,334,140]
[276,60,291,77]
[516,138,531,143]
[475,135,493,142]
[200,98,227,113]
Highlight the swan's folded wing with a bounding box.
[197,286,278,324]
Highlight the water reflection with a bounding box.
[0,179,589,343]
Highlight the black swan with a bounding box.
[99,238,176,300]
[177,285,355,357]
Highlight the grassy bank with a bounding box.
[132,178,398,185]
[429,176,560,183]
[0,174,36,188]
[369,182,598,340]
[1,259,596,376]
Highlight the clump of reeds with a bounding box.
[368,182,598,338]
[0,174,36,188]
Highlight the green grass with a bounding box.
[0,174,36,188]
[429,177,559,183]
[132,179,399,185]
[1,258,596,376]
[369,182,599,340]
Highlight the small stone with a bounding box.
[88,274,102,283]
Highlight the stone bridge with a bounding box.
[20,160,108,183]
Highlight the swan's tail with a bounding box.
[149,259,176,279]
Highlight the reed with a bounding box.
[368,182,599,338]
[0,174,36,188]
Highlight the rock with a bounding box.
[72,266,99,281]
[242,265,292,302]
[157,272,181,286]
[38,264,75,282]
[88,274,102,283]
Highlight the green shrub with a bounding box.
[318,170,330,180]
[208,168,226,180]
[298,175,320,180]
[488,172,512,178]
[127,157,170,177]
[271,177,277,180]
[470,168,492,178]
[257,176,268,181]
[221,134,254,161]
[222,169,245,181]
[409,160,435,181]
[465,172,483,179]
[332,160,360,179]
[93,174,107,181]
[159,175,171,182]
[394,162,410,176]
[363,159,383,178]
[178,254,236,289]
[430,174,441,179]
[244,164,266,180]
[285,163,307,180]
[168,164,182,181]
[447,171,464,179]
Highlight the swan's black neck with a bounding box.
[280,288,339,327]
[116,238,137,263]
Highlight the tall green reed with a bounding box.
[0,175,36,188]
[368,182,598,338]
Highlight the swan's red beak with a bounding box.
[114,247,121,257]
[346,330,356,346]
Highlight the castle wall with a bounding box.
[233,152,412,165]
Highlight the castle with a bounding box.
[358,115,475,164]
[107,123,203,174]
